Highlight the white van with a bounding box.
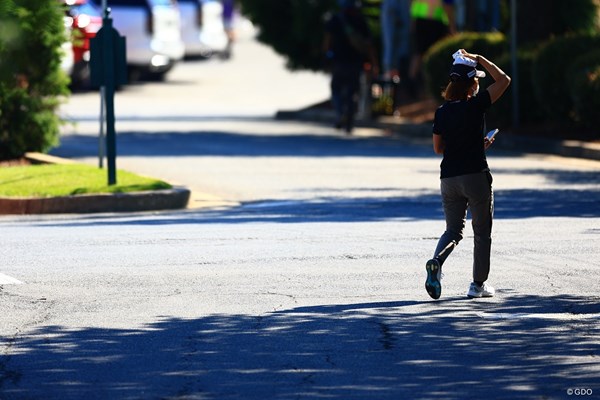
[92,0,185,79]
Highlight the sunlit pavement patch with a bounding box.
[479,312,600,321]
[0,273,23,285]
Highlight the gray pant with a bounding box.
[433,171,494,283]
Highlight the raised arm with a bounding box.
[460,49,511,104]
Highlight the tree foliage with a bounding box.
[515,0,599,45]
[0,0,70,160]
[238,0,338,71]
[568,50,600,129]
[238,0,384,71]
[237,0,599,73]
[532,34,600,123]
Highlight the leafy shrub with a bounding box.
[515,0,599,45]
[486,48,544,128]
[567,50,600,131]
[0,0,70,160]
[531,34,600,123]
[422,31,507,100]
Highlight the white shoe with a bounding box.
[467,282,495,298]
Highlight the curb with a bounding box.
[0,187,191,215]
[0,153,190,215]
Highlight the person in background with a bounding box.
[454,0,500,32]
[221,0,235,59]
[408,0,456,98]
[425,49,510,300]
[476,0,500,32]
[380,0,411,82]
[323,0,378,134]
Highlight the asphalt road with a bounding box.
[1,30,600,400]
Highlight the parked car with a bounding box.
[60,24,75,79]
[90,0,185,80]
[62,0,103,88]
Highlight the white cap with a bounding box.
[449,50,486,81]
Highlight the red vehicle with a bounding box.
[62,0,103,88]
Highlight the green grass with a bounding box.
[0,164,172,198]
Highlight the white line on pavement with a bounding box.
[0,273,23,285]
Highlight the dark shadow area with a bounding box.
[494,189,600,218]
[51,130,435,159]
[24,187,600,228]
[18,194,441,228]
[494,167,600,186]
[1,295,598,399]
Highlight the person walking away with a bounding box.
[380,0,411,115]
[221,0,235,59]
[476,0,500,32]
[381,0,411,81]
[408,0,456,98]
[425,49,510,300]
[323,0,378,133]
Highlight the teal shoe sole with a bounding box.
[425,259,442,300]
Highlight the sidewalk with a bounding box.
[276,99,600,162]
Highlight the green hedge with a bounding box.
[515,0,599,45]
[422,31,508,99]
[486,48,544,128]
[567,50,600,129]
[531,34,600,124]
[0,0,70,160]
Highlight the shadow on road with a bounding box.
[52,130,435,159]
[24,187,600,228]
[1,294,598,399]
[46,127,600,224]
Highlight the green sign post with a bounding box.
[89,9,127,185]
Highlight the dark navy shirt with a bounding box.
[432,90,492,179]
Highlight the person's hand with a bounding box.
[484,136,494,150]
[459,49,479,62]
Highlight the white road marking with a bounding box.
[0,273,23,285]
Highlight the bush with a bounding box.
[422,31,507,100]
[531,34,600,124]
[515,0,599,45]
[0,0,70,160]
[567,50,600,131]
[486,47,544,128]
